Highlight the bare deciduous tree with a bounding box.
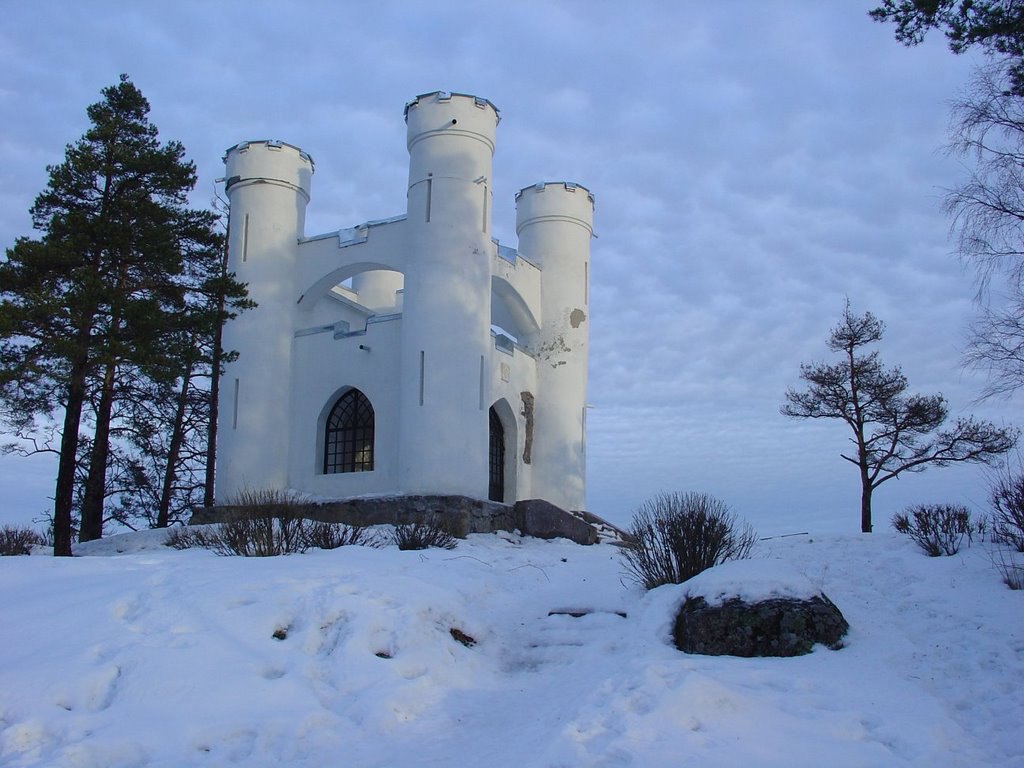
[942,62,1024,398]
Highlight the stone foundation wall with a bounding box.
[190,494,603,545]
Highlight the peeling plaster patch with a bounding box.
[570,308,586,328]
[531,334,572,369]
[520,391,534,464]
[532,335,570,361]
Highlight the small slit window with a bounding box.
[324,389,375,474]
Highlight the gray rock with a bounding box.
[673,594,849,657]
[513,499,598,545]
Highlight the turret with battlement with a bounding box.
[217,141,313,498]
[517,182,594,512]
[398,92,500,497]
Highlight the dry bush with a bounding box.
[974,515,990,542]
[993,547,1024,590]
[620,492,757,590]
[164,525,230,552]
[215,512,306,556]
[229,488,316,522]
[216,489,316,556]
[392,517,459,551]
[0,525,48,556]
[166,490,376,556]
[305,520,380,550]
[892,504,973,557]
[165,526,197,550]
[990,467,1024,552]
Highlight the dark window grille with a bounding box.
[489,407,505,502]
[324,389,374,474]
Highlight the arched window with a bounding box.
[324,389,374,474]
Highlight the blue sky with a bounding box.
[1,1,1017,534]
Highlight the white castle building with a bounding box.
[215,91,594,513]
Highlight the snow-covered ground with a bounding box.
[1,526,1022,767]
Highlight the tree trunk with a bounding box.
[53,339,91,556]
[79,358,116,542]
[158,361,194,527]
[860,481,873,534]
[203,319,222,509]
[203,239,229,509]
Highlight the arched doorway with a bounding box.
[488,406,505,502]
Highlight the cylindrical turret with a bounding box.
[216,140,313,501]
[397,92,500,497]
[353,269,403,313]
[516,181,595,511]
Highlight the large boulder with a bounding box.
[671,559,849,657]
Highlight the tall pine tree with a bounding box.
[0,75,246,554]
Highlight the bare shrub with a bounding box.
[392,517,459,551]
[990,467,1024,552]
[0,525,48,556]
[993,547,1024,590]
[218,510,308,556]
[165,526,197,550]
[165,525,234,551]
[974,515,989,543]
[305,520,380,550]
[208,489,314,556]
[165,490,378,556]
[892,504,973,556]
[620,492,757,590]
[228,488,315,521]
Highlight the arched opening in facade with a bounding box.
[491,275,540,347]
[324,388,375,474]
[297,259,405,314]
[488,406,505,502]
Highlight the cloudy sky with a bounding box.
[1,1,1018,534]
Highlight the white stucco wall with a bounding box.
[289,314,402,497]
[489,337,538,503]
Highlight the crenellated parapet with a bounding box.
[516,181,595,237]
[224,140,314,201]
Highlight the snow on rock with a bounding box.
[680,556,821,605]
[72,527,177,556]
[0,530,1021,766]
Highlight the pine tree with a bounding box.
[0,75,246,554]
[870,1,1024,93]
[782,304,1017,532]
